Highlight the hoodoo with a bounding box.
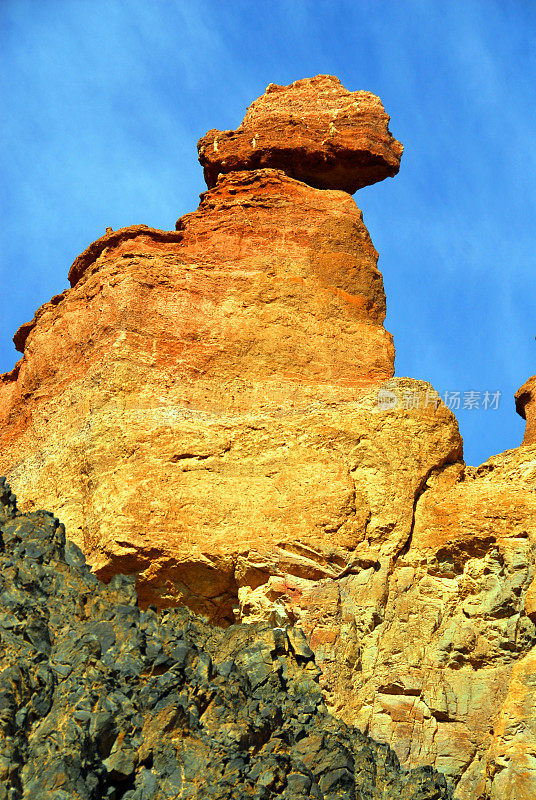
[0,75,405,621]
[1,76,536,800]
[515,374,536,444]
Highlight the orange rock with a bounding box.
[0,159,399,624]
[2,75,535,799]
[515,375,536,444]
[5,169,394,416]
[198,75,403,193]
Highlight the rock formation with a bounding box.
[1,76,535,799]
[515,375,536,444]
[283,444,536,799]
[198,75,403,193]
[0,77,400,624]
[0,480,452,800]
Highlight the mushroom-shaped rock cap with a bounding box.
[197,75,403,194]
[515,375,536,420]
[515,375,536,446]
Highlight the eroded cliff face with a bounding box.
[258,443,536,799]
[0,80,398,619]
[1,75,535,799]
[0,480,453,800]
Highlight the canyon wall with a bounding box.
[1,75,535,799]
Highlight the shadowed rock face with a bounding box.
[515,375,536,444]
[198,75,403,193]
[0,481,452,800]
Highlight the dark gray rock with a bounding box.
[0,481,452,799]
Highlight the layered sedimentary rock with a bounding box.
[1,75,535,799]
[0,481,452,799]
[515,375,536,444]
[0,88,397,622]
[198,75,403,193]
[254,441,536,799]
[0,165,397,624]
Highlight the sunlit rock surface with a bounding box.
[0,480,452,799]
[197,75,403,193]
[1,75,535,799]
[515,374,536,445]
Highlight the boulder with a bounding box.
[198,75,403,193]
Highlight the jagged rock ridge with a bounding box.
[0,480,451,799]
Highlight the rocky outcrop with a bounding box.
[198,75,403,193]
[0,84,398,620]
[1,75,535,799]
[266,443,536,799]
[515,375,536,444]
[0,480,452,799]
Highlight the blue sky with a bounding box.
[1,0,535,465]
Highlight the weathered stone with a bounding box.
[0,484,452,799]
[515,374,536,444]
[0,372,460,627]
[1,72,535,800]
[198,75,403,193]
[250,445,536,799]
[0,165,396,621]
[476,644,536,800]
